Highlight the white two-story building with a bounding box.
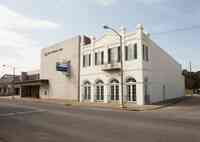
[80,24,185,105]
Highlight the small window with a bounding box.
[83,54,91,67]
[134,44,137,59]
[117,46,121,62]
[101,51,104,65]
[89,54,91,66]
[83,55,86,67]
[108,49,111,64]
[95,51,104,66]
[146,46,149,61]
[143,45,149,61]
[143,45,145,60]
[125,43,137,61]
[108,47,120,64]
[125,46,128,60]
[95,53,97,65]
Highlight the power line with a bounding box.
[151,25,200,36]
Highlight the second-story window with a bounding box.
[95,51,104,66]
[125,44,137,61]
[143,45,149,61]
[83,54,91,67]
[101,51,104,65]
[108,47,120,64]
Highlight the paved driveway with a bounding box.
[0,96,200,142]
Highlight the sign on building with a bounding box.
[56,61,71,75]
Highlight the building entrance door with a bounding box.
[110,84,119,101]
[84,86,91,100]
[110,79,119,101]
[126,78,137,102]
[127,84,136,102]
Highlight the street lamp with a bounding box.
[103,25,125,108]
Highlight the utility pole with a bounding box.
[12,66,15,100]
[189,61,193,96]
[103,25,125,108]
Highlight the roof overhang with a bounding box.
[15,79,49,86]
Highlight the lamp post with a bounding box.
[103,25,125,108]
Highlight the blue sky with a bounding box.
[0,0,200,75]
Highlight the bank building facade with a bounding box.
[79,24,184,105]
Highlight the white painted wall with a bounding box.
[80,25,145,105]
[142,34,185,103]
[80,24,185,105]
[40,36,81,100]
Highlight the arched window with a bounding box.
[110,79,119,101]
[95,80,104,101]
[83,81,91,100]
[126,77,136,83]
[126,77,136,102]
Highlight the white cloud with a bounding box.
[0,4,60,76]
[94,0,117,7]
[0,5,59,30]
[93,0,164,7]
[137,0,165,4]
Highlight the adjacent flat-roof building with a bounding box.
[0,74,20,96]
[39,36,90,100]
[15,71,48,98]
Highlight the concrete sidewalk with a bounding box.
[0,96,187,111]
[0,96,190,111]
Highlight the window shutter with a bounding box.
[118,46,121,62]
[146,46,149,61]
[101,51,104,64]
[108,49,111,64]
[143,45,145,60]
[125,46,128,60]
[83,55,85,67]
[95,53,97,65]
[89,54,91,66]
[134,44,137,59]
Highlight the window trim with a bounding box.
[143,44,149,61]
[125,43,138,61]
[101,51,104,65]
[82,54,91,68]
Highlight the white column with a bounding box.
[80,86,84,102]
[119,83,122,104]
[91,85,95,103]
[136,24,144,64]
[90,36,96,66]
[136,24,145,105]
[104,84,108,103]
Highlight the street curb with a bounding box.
[0,96,189,112]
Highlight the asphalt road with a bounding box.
[0,97,200,142]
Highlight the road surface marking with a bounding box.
[0,110,46,117]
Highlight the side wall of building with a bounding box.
[142,35,185,103]
[40,36,81,100]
